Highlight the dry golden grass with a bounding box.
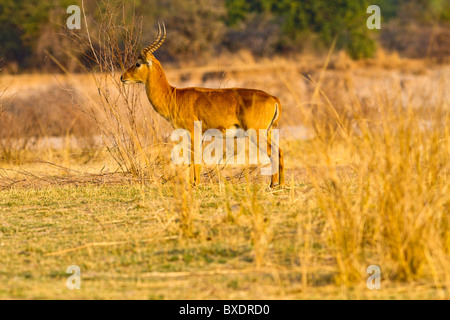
[0,49,449,299]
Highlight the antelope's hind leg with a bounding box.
[247,129,280,188]
[267,130,285,188]
[278,146,285,187]
[188,161,202,186]
[188,136,200,186]
[266,131,280,188]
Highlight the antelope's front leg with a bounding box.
[188,164,202,186]
[194,164,202,186]
[189,164,195,186]
[189,136,202,186]
[189,139,196,186]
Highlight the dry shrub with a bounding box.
[287,65,450,286]
[67,1,173,180]
[0,85,98,162]
[298,72,379,143]
[0,86,96,139]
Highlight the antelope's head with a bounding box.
[121,23,166,84]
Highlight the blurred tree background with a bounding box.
[0,0,449,72]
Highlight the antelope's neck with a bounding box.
[145,61,176,121]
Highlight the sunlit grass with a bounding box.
[0,17,448,298]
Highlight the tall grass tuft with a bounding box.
[288,66,449,289]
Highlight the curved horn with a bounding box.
[141,22,166,56]
[149,22,166,53]
[141,22,162,56]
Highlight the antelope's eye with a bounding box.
[136,62,141,68]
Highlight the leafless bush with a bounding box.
[0,85,98,162]
[0,86,96,138]
[68,1,171,179]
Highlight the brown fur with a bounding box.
[121,53,285,187]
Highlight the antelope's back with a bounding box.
[177,86,280,130]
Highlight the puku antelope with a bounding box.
[121,23,285,187]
